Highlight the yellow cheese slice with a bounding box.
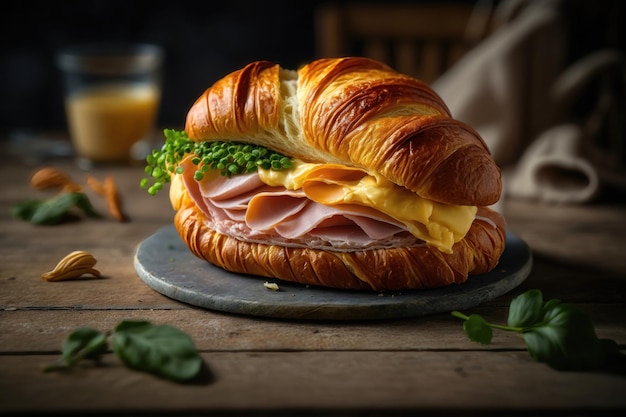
[258,160,476,252]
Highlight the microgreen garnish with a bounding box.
[44,320,203,383]
[452,289,626,373]
[140,129,293,195]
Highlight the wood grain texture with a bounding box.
[2,352,626,413]
[1,147,625,416]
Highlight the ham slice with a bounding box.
[271,201,406,239]
[179,162,422,250]
[246,190,308,230]
[198,170,265,199]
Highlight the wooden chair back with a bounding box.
[315,2,495,84]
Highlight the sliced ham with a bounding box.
[272,201,406,239]
[246,190,308,230]
[180,162,429,250]
[198,171,265,199]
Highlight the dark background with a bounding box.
[1,0,624,135]
[1,0,329,133]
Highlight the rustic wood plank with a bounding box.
[503,199,626,276]
[1,351,625,414]
[3,244,624,310]
[2,303,624,353]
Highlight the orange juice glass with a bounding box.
[57,43,163,167]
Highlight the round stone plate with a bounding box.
[134,226,532,320]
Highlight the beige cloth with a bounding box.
[504,123,599,203]
[433,0,624,205]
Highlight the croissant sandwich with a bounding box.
[143,57,506,292]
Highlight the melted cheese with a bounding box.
[169,172,186,211]
[258,160,477,253]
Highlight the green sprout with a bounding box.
[140,129,293,195]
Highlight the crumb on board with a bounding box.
[264,281,279,291]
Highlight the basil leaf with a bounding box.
[11,199,44,221]
[463,314,493,344]
[61,327,108,366]
[507,289,544,328]
[73,193,101,218]
[453,289,626,374]
[30,193,84,224]
[111,320,202,382]
[522,302,607,371]
[12,192,101,225]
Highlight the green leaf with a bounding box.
[522,301,609,371]
[507,289,544,328]
[111,320,202,382]
[30,193,84,224]
[463,314,493,344]
[11,199,43,221]
[61,327,108,365]
[12,192,100,225]
[73,193,101,218]
[452,289,626,374]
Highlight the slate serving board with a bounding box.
[134,225,532,320]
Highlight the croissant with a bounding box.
[161,57,505,291]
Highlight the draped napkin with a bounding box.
[432,0,625,205]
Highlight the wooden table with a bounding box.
[1,142,625,416]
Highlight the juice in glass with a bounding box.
[66,82,160,162]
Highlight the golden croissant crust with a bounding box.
[186,57,501,206]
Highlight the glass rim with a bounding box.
[57,43,164,75]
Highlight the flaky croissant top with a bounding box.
[186,57,502,207]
